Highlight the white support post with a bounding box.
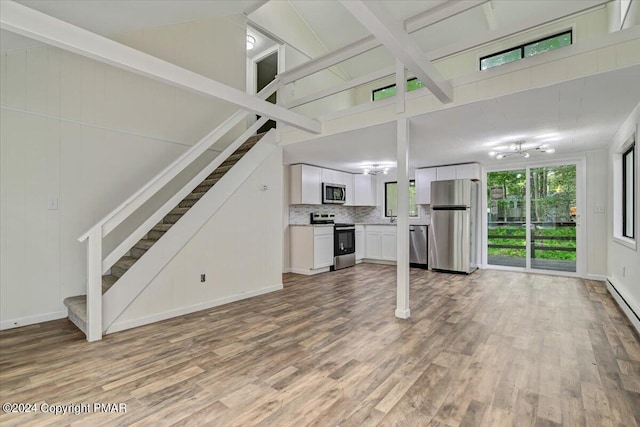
[395,117,410,319]
[395,59,406,114]
[86,227,102,341]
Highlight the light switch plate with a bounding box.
[48,196,58,210]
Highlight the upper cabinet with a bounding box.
[454,163,482,180]
[290,164,322,205]
[290,164,363,206]
[415,168,437,205]
[415,163,481,204]
[354,174,376,206]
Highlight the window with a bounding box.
[480,31,572,70]
[372,78,425,101]
[623,144,635,239]
[385,181,418,217]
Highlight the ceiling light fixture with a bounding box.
[490,140,555,160]
[246,35,256,50]
[363,164,390,175]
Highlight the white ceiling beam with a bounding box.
[279,35,379,85]
[339,0,453,103]
[278,0,486,85]
[0,0,321,134]
[482,1,497,31]
[285,66,395,109]
[427,0,610,61]
[404,0,487,33]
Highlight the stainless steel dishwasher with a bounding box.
[409,225,428,269]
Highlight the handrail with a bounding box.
[78,78,281,243]
[101,115,269,273]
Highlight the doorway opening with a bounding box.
[486,163,579,273]
[255,51,277,134]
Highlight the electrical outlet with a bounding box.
[594,205,605,213]
[200,274,206,283]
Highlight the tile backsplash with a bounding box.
[289,205,430,225]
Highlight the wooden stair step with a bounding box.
[111,256,137,278]
[102,275,118,293]
[63,132,268,338]
[63,296,87,334]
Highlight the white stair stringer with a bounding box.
[101,129,279,333]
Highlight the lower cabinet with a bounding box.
[364,225,397,261]
[313,231,334,269]
[355,225,365,261]
[290,226,334,274]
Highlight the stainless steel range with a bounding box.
[333,223,355,270]
[310,213,355,271]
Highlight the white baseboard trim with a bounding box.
[0,310,68,331]
[585,273,608,281]
[606,278,640,335]
[282,267,292,273]
[395,308,411,319]
[107,284,283,334]
[289,267,331,276]
[362,259,396,266]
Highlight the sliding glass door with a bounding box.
[487,163,578,273]
[487,170,527,268]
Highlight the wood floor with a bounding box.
[1,265,639,426]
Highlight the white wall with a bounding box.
[0,15,247,328]
[285,46,355,119]
[354,6,609,105]
[585,150,609,277]
[111,148,283,330]
[606,102,639,326]
[249,1,356,118]
[282,165,291,272]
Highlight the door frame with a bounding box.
[481,157,586,277]
[246,44,285,127]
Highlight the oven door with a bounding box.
[334,227,355,255]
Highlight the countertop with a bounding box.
[289,223,429,227]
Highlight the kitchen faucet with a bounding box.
[389,216,397,224]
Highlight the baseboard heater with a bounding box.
[607,279,640,333]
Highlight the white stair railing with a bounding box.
[77,79,281,342]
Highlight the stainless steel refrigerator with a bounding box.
[429,179,478,274]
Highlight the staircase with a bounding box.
[64,133,264,335]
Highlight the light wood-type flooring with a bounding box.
[1,265,639,426]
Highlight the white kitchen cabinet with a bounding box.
[415,163,480,204]
[314,230,334,269]
[381,231,397,261]
[290,164,321,205]
[365,230,382,259]
[436,166,456,180]
[415,168,437,205]
[342,172,355,206]
[289,226,334,274]
[355,225,365,261]
[455,163,481,180]
[364,225,397,261]
[354,174,376,206]
[321,168,340,185]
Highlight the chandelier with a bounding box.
[490,141,555,160]
[363,164,390,175]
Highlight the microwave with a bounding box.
[322,183,346,204]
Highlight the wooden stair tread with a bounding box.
[65,132,267,338]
